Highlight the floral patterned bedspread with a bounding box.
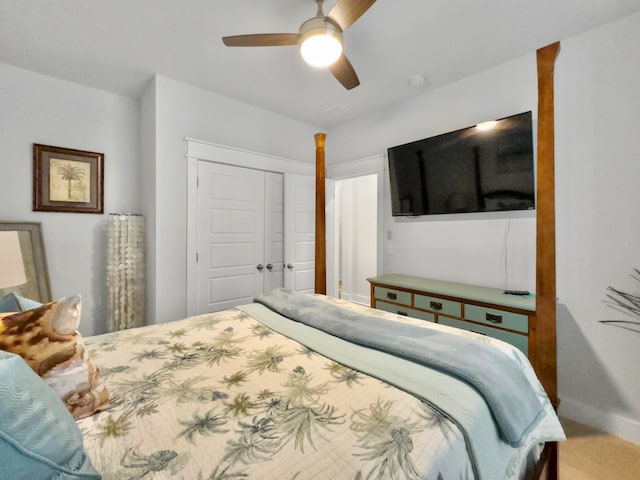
[78,296,536,480]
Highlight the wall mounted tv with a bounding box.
[388,111,535,217]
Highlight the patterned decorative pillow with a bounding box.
[0,295,110,419]
[0,350,101,479]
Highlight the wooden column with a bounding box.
[536,41,561,480]
[535,41,560,406]
[314,133,327,294]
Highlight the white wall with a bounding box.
[139,78,158,324]
[0,63,140,336]
[327,12,640,443]
[328,54,539,292]
[145,76,320,324]
[554,11,640,443]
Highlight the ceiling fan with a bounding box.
[222,0,376,90]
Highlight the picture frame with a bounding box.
[33,144,104,213]
[0,222,52,303]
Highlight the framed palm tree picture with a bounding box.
[33,144,104,213]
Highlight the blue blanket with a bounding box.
[255,288,545,447]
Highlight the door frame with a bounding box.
[326,154,386,302]
[186,138,313,317]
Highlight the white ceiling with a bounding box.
[2,0,640,128]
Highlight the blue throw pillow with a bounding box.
[0,292,42,312]
[0,350,101,479]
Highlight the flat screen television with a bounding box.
[387,111,535,216]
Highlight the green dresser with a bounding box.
[367,274,536,357]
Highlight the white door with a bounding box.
[284,173,315,293]
[197,162,284,313]
[264,172,285,292]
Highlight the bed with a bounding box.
[1,283,564,480]
[75,289,564,480]
[0,288,563,480]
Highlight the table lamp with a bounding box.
[0,231,27,289]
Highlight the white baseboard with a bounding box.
[340,292,370,306]
[559,396,640,445]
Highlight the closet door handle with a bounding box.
[266,263,273,271]
[256,264,264,271]
[286,263,294,270]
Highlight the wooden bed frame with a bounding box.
[533,41,561,480]
[312,42,561,480]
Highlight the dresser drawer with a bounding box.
[464,305,528,333]
[438,317,528,355]
[375,301,435,322]
[414,294,461,317]
[374,286,412,306]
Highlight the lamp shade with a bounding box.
[0,231,27,289]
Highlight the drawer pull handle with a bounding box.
[486,313,503,324]
[387,292,397,300]
[397,311,408,316]
[430,301,443,311]
[471,330,487,336]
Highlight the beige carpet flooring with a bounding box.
[559,418,640,480]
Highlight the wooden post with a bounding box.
[536,41,560,406]
[314,133,327,294]
[536,42,561,480]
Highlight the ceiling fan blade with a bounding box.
[328,0,376,31]
[222,33,299,47]
[329,54,360,90]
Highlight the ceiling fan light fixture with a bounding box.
[299,17,343,68]
[300,34,342,67]
[222,0,374,89]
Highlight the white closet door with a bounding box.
[196,162,265,312]
[264,172,285,292]
[284,173,315,293]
